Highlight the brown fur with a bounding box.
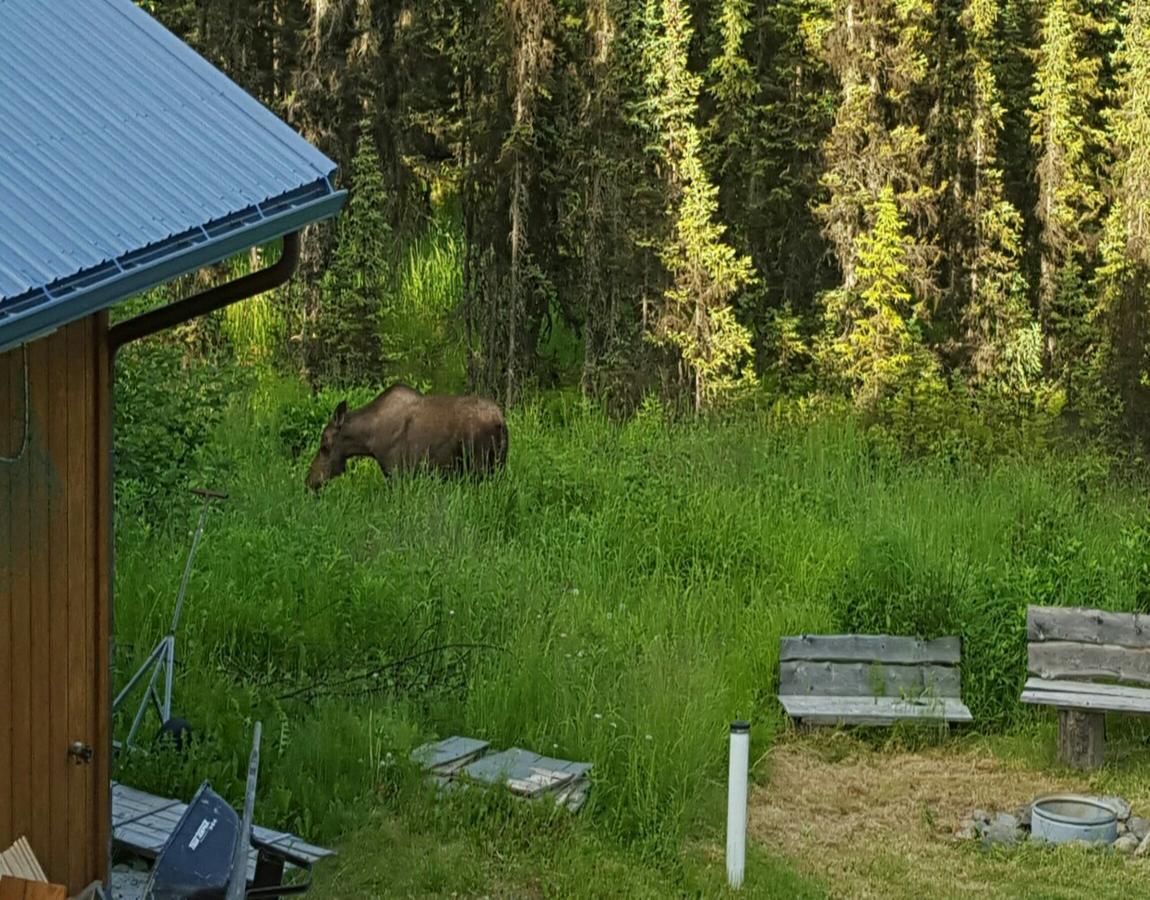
[305,383,508,491]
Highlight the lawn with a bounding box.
[110,375,1150,896]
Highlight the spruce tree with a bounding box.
[312,123,393,387]
[1097,0,1150,433]
[823,186,938,405]
[1029,0,1107,400]
[813,0,940,402]
[646,0,755,412]
[959,0,1037,389]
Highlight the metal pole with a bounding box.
[112,639,167,712]
[125,656,167,749]
[726,720,750,890]
[165,490,225,721]
[227,721,262,900]
[171,498,212,634]
[160,636,175,723]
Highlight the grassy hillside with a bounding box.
[110,375,1150,884]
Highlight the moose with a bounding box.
[305,383,508,491]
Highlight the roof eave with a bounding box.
[0,188,346,355]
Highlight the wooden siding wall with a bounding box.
[0,314,110,892]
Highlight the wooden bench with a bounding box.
[777,634,973,726]
[1020,605,1150,769]
[111,781,334,883]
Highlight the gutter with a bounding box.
[108,231,300,354]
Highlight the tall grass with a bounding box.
[377,209,467,391]
[112,378,1150,859]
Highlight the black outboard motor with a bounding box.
[145,783,241,899]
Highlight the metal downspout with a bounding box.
[108,231,301,354]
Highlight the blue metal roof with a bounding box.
[0,0,347,353]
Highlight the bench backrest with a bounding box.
[1027,605,1150,686]
[778,634,962,699]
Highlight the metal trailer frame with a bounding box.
[112,487,227,752]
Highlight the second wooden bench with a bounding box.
[1021,604,1150,768]
[777,633,973,727]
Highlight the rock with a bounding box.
[1013,804,1032,829]
[982,814,1023,848]
[955,823,978,840]
[972,808,992,825]
[1129,816,1150,842]
[1118,820,1129,836]
[1101,796,1132,821]
[1113,835,1139,855]
[1136,831,1150,857]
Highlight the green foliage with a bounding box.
[1095,0,1150,437]
[113,330,250,526]
[1029,0,1110,394]
[114,377,1150,859]
[313,122,394,388]
[376,207,468,392]
[820,187,937,407]
[957,0,1038,390]
[644,0,757,411]
[144,0,1150,445]
[814,0,940,308]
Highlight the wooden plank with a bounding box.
[1028,605,1149,648]
[45,329,68,889]
[1028,641,1150,687]
[1028,605,1150,649]
[412,736,490,774]
[0,878,67,900]
[778,695,973,724]
[1021,686,1150,714]
[779,634,961,665]
[66,318,95,892]
[0,345,13,846]
[1023,677,1150,702]
[0,837,48,881]
[779,661,961,698]
[5,341,31,872]
[93,312,111,890]
[24,335,48,870]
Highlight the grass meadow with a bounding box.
[109,368,1150,895]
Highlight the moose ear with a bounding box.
[333,400,348,428]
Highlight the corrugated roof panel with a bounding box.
[0,0,346,351]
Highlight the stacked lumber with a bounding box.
[412,736,593,812]
[0,837,66,899]
[0,839,47,882]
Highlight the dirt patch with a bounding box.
[748,734,1148,899]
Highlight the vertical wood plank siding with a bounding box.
[0,313,110,892]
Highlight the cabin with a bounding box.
[0,0,345,892]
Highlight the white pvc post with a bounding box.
[726,720,750,889]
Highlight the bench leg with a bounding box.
[253,848,286,893]
[1057,709,1105,769]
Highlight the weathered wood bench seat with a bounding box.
[1020,605,1150,768]
[777,634,973,727]
[111,781,334,882]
